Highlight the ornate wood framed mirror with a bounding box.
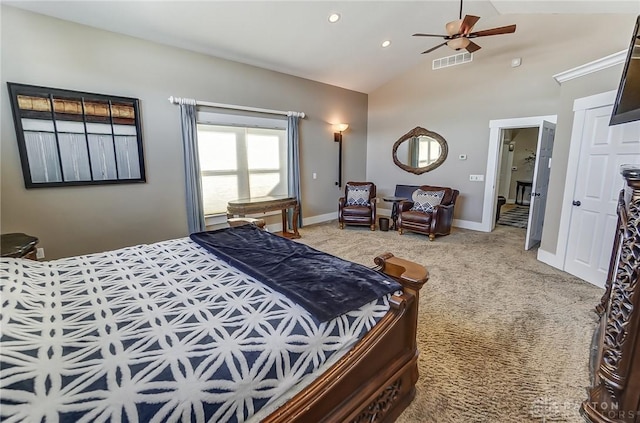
[392,126,448,174]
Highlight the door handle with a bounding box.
[572,200,581,206]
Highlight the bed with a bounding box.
[0,225,427,422]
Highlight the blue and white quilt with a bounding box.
[0,238,392,423]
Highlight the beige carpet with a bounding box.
[295,221,602,422]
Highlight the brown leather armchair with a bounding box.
[338,182,377,231]
[397,185,459,240]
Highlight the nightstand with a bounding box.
[1,233,39,260]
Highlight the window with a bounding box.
[196,115,287,216]
[416,137,442,167]
[7,83,145,188]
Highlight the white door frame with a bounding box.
[549,90,617,272]
[483,115,558,232]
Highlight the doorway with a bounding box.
[483,115,557,250]
[496,127,538,205]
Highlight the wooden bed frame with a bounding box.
[263,252,428,423]
[580,168,640,422]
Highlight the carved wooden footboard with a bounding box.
[263,253,428,423]
[581,168,640,423]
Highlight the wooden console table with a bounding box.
[227,195,300,239]
[515,180,532,205]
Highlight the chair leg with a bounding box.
[429,233,435,241]
[370,224,375,231]
[339,222,344,229]
[399,228,403,235]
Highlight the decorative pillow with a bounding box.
[411,189,445,213]
[345,185,371,206]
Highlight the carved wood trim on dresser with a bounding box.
[581,168,640,423]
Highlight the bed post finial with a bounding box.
[374,252,428,296]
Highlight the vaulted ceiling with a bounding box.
[6,1,640,93]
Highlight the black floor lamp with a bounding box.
[334,123,348,188]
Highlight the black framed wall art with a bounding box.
[7,83,146,188]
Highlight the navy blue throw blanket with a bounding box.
[190,225,401,322]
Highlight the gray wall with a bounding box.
[1,6,368,259]
[539,65,624,254]
[367,14,635,225]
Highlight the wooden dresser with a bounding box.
[581,167,640,422]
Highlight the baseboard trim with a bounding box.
[302,212,337,226]
[217,212,485,235]
[536,248,563,270]
[453,219,485,232]
[277,212,479,232]
[300,210,396,228]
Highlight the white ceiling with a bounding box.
[5,1,640,93]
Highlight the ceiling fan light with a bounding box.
[446,19,462,36]
[447,37,470,50]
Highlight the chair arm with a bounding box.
[338,197,346,222]
[370,198,377,220]
[434,203,454,212]
[398,201,414,213]
[430,203,455,235]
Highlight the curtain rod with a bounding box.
[168,96,305,118]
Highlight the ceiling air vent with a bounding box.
[432,52,473,70]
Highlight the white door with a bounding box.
[564,106,640,286]
[525,122,555,250]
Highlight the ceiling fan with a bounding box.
[413,0,516,54]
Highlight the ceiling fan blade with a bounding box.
[460,15,480,35]
[466,41,482,53]
[469,24,517,38]
[421,42,448,54]
[413,33,448,38]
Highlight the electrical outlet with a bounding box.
[36,247,45,259]
[459,154,467,160]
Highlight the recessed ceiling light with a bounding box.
[328,13,340,23]
[382,40,391,48]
